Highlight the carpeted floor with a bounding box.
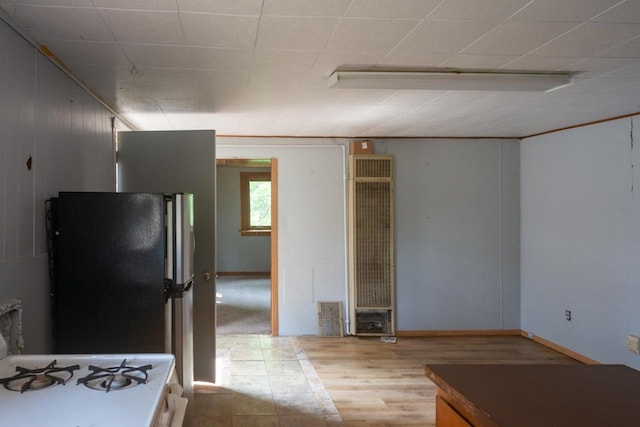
[216,276,271,335]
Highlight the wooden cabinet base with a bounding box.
[436,395,472,427]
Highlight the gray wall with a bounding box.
[217,139,349,335]
[521,116,640,369]
[374,139,521,330]
[0,20,116,353]
[217,166,271,272]
[218,137,521,335]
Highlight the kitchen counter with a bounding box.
[425,364,640,427]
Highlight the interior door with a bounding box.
[116,130,216,383]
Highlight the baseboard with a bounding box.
[397,329,599,364]
[396,329,522,337]
[520,330,601,365]
[217,271,270,277]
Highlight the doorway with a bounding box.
[215,158,278,335]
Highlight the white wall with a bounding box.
[217,166,271,272]
[521,116,640,369]
[373,139,521,331]
[0,20,115,353]
[217,138,349,335]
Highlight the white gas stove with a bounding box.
[0,335,186,427]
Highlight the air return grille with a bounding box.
[317,302,344,337]
[355,158,392,179]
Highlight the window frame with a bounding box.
[240,172,271,236]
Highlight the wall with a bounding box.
[217,138,348,335]
[373,139,521,331]
[0,8,521,342]
[217,166,271,272]
[0,20,115,353]
[521,116,640,369]
[218,137,520,336]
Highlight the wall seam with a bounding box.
[631,117,634,194]
[31,48,38,257]
[499,142,504,329]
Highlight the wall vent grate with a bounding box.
[317,301,344,337]
[355,158,392,179]
[354,181,392,307]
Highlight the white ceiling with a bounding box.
[1,0,640,137]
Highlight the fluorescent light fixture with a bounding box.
[328,70,573,92]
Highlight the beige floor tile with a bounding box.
[268,374,313,394]
[264,360,304,375]
[259,335,293,348]
[195,393,233,417]
[261,347,299,360]
[231,415,280,427]
[273,391,323,415]
[230,360,267,376]
[230,348,264,361]
[197,335,344,426]
[229,375,272,396]
[231,394,277,416]
[277,414,328,427]
[196,414,232,427]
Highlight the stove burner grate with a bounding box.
[77,359,152,392]
[0,360,80,393]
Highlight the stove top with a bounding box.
[0,353,175,427]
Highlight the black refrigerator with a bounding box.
[49,191,194,388]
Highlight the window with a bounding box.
[240,172,271,236]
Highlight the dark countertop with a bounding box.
[425,364,640,427]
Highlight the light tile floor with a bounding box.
[195,335,344,427]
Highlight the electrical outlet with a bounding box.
[565,309,571,321]
[627,335,640,354]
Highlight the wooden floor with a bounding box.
[294,335,580,427]
[195,335,580,427]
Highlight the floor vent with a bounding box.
[317,302,344,337]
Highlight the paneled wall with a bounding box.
[521,116,640,370]
[217,137,521,336]
[373,139,521,331]
[217,139,349,336]
[0,20,115,353]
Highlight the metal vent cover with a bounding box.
[354,157,392,179]
[317,301,344,337]
[354,181,392,307]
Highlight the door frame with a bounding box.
[216,157,279,335]
[270,158,279,335]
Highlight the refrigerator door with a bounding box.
[54,192,166,354]
[174,193,195,288]
[169,193,195,394]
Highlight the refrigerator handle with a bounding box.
[163,278,174,303]
[171,279,193,298]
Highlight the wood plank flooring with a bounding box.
[292,335,580,427]
[195,335,580,427]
